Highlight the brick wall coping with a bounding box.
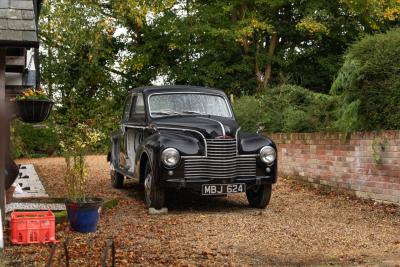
[267,130,400,141]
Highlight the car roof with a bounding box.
[129,85,227,96]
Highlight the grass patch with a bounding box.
[54,210,68,224]
[102,198,119,211]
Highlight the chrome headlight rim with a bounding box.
[260,146,276,165]
[161,148,180,168]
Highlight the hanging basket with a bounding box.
[16,99,54,123]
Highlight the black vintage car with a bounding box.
[108,86,277,209]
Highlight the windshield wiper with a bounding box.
[181,110,206,115]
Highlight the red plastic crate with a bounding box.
[10,210,57,245]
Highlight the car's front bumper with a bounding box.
[162,175,276,193]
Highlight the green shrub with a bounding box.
[10,125,26,159]
[13,121,60,157]
[234,84,338,133]
[51,99,121,154]
[332,27,400,131]
[232,95,265,132]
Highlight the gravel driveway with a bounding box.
[3,155,400,266]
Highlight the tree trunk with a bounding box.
[255,39,263,87]
[263,32,278,89]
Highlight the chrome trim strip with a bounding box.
[185,175,254,179]
[185,159,256,163]
[183,155,258,160]
[207,141,236,143]
[123,124,148,129]
[185,164,255,167]
[157,126,208,158]
[204,152,237,156]
[184,153,257,179]
[184,166,255,169]
[181,156,207,159]
[207,147,237,150]
[166,179,212,183]
[147,92,233,118]
[235,127,241,156]
[185,171,254,174]
[197,117,226,136]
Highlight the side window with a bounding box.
[130,93,146,123]
[129,95,137,119]
[135,94,145,115]
[122,94,133,122]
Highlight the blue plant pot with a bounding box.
[65,198,103,233]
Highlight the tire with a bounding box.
[111,170,124,188]
[144,161,165,209]
[246,184,272,209]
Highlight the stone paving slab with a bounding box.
[5,164,62,213]
[13,164,48,198]
[5,203,65,213]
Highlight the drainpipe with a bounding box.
[34,0,40,89]
[0,48,6,225]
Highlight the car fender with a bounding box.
[238,132,277,154]
[133,130,202,179]
[238,132,278,174]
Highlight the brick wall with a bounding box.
[268,131,400,205]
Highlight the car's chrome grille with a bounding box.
[184,139,256,179]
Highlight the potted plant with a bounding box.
[16,87,54,123]
[61,123,104,233]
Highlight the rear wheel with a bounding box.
[111,170,124,188]
[246,184,272,209]
[144,161,165,209]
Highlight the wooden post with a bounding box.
[230,94,234,104]
[0,47,6,223]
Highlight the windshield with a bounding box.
[149,93,232,117]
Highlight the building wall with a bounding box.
[268,131,400,205]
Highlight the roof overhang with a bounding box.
[0,0,39,48]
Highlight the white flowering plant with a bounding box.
[60,123,104,202]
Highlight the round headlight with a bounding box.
[161,148,180,168]
[260,146,276,165]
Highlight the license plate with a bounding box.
[202,183,246,195]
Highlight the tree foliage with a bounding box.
[332,27,400,131]
[24,0,400,155]
[234,84,339,133]
[40,0,400,98]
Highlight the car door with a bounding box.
[119,93,133,172]
[125,93,147,175]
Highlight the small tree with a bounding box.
[60,123,103,202]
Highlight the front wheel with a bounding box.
[144,161,165,209]
[111,170,124,188]
[246,184,272,209]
